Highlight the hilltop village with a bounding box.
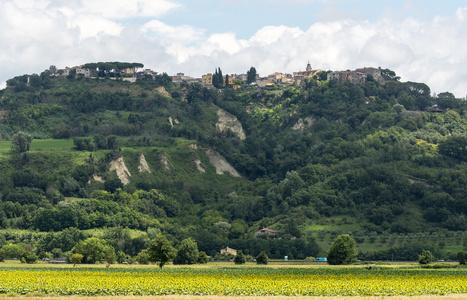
[49,62,386,88]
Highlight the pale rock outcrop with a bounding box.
[292,116,315,130]
[205,149,241,177]
[216,109,246,140]
[109,157,131,185]
[92,174,105,183]
[138,153,152,173]
[168,116,180,128]
[189,143,200,149]
[155,86,170,97]
[160,153,171,170]
[87,174,105,184]
[194,159,206,173]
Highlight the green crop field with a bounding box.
[29,139,74,150]
[0,263,467,297]
[0,140,12,153]
[0,139,74,153]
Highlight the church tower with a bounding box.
[306,61,312,72]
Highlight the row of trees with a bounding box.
[83,62,144,78]
[73,134,120,151]
[3,228,467,266]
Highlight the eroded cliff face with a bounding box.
[160,153,172,171]
[109,157,131,185]
[138,153,151,173]
[194,159,206,173]
[205,149,241,178]
[189,143,241,177]
[292,116,315,130]
[216,109,246,140]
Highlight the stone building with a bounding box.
[327,67,385,85]
[293,62,322,84]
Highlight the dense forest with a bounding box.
[0,65,467,262]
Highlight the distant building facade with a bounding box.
[327,67,385,85]
[255,228,278,238]
[171,73,197,83]
[202,73,213,87]
[220,247,237,256]
[293,62,322,84]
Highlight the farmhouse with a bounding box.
[255,228,277,238]
[220,247,237,256]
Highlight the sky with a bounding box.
[1,0,466,97]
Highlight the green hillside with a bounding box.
[0,67,467,261]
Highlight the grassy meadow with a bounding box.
[0,139,74,154]
[0,262,467,298]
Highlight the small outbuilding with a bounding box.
[220,247,237,256]
[254,228,277,238]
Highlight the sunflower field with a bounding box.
[1,266,467,296]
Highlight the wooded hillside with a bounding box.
[1,67,466,260]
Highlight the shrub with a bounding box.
[136,250,150,265]
[457,250,467,265]
[198,251,209,264]
[116,251,126,264]
[234,251,246,265]
[71,253,84,266]
[328,234,357,265]
[256,251,269,265]
[418,250,434,265]
[21,252,38,264]
[173,238,199,265]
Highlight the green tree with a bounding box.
[246,67,257,84]
[104,247,116,267]
[198,251,209,264]
[173,238,199,265]
[213,67,224,88]
[11,131,33,153]
[381,68,400,81]
[71,253,83,267]
[438,136,467,160]
[457,250,467,265]
[234,250,246,265]
[327,234,357,265]
[0,244,26,259]
[418,250,434,265]
[21,251,38,264]
[73,237,114,264]
[116,251,126,263]
[136,249,150,264]
[147,234,176,268]
[107,135,120,151]
[256,251,269,265]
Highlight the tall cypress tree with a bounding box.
[247,67,257,84]
[217,68,223,87]
[213,69,219,88]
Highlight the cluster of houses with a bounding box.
[220,228,278,256]
[51,62,385,88]
[219,227,327,262]
[49,65,157,83]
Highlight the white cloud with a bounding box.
[79,0,180,19]
[69,15,124,40]
[0,0,466,98]
[250,26,304,46]
[141,20,204,43]
[205,33,249,55]
[49,0,180,19]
